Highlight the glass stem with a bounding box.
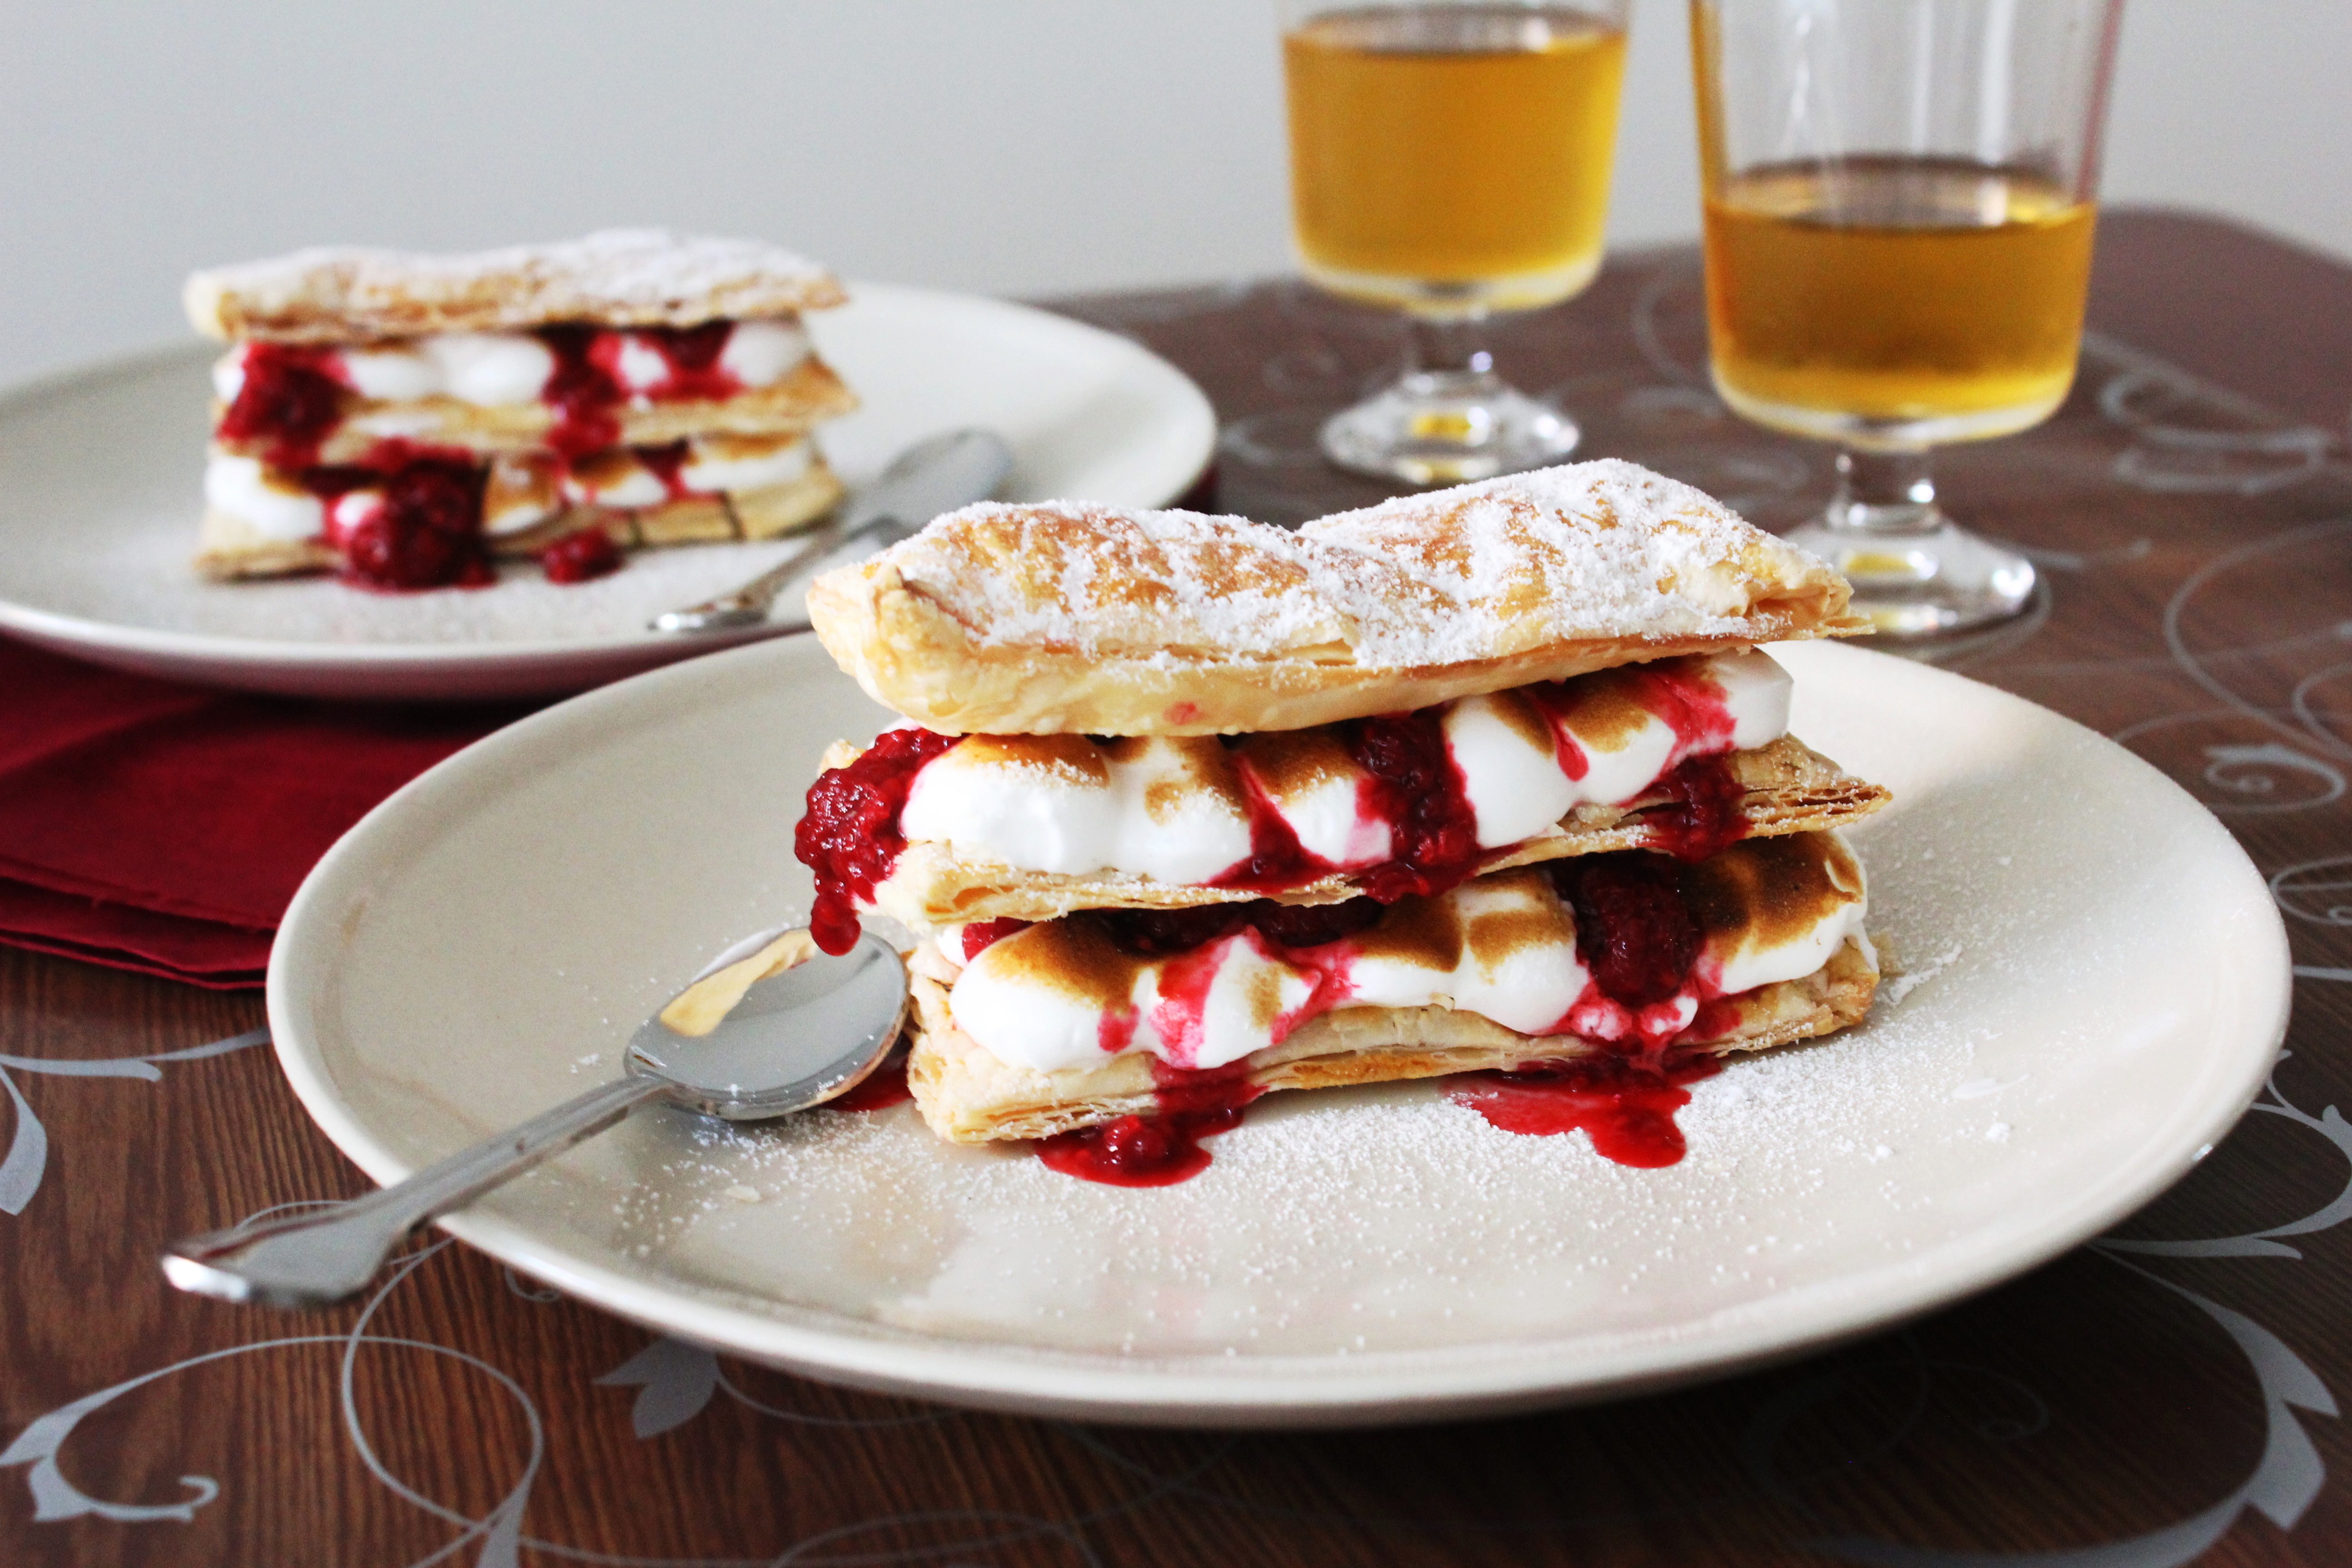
[1403,314,1499,395]
[1826,448,1945,535]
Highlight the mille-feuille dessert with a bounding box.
[794,460,1890,1158]
[185,229,858,589]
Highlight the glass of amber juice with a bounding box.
[1692,0,2125,634]
[1283,1,1632,484]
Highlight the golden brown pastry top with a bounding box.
[808,460,1865,735]
[183,229,847,343]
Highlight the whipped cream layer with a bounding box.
[900,649,1792,887]
[203,453,325,541]
[210,317,811,412]
[937,834,1869,1074]
[203,431,813,541]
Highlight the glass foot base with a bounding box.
[1783,512,2037,636]
[1319,374,1579,486]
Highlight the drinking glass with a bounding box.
[1281,0,1634,485]
[1691,0,2125,634]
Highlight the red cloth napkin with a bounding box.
[0,639,529,988]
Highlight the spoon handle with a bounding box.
[647,548,833,634]
[161,1074,671,1309]
[648,517,898,635]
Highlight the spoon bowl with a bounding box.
[628,927,911,1117]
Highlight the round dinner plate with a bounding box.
[0,284,1214,700]
[268,637,2290,1427]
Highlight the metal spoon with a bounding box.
[161,928,910,1309]
[650,427,1013,634]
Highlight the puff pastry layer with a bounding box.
[809,460,1868,736]
[186,229,846,342]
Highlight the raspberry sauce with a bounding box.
[336,459,492,592]
[1642,754,1749,862]
[1205,712,1482,901]
[642,321,742,402]
[1347,711,1483,902]
[540,526,621,584]
[217,344,347,470]
[795,729,965,955]
[960,917,1032,960]
[543,324,745,455]
[1447,1052,1724,1166]
[1143,937,1231,1069]
[1630,660,1739,755]
[1035,1063,1263,1186]
[1210,772,1340,893]
[540,326,625,457]
[1524,658,1752,860]
[828,1051,914,1112]
[634,439,693,498]
[1551,855,1698,1008]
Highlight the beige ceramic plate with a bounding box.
[267,637,2289,1427]
[0,284,1214,700]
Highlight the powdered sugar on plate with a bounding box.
[582,805,2067,1360]
[564,667,2266,1369]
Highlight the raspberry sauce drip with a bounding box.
[1521,682,1593,781]
[217,344,347,470]
[1642,753,1749,862]
[634,439,693,498]
[337,460,492,592]
[1098,1008,1140,1054]
[1633,661,1739,755]
[795,729,965,956]
[1525,657,1745,819]
[539,326,625,457]
[1036,1063,1263,1187]
[1145,940,1227,1069]
[1346,711,1482,902]
[646,321,742,401]
[1551,854,1700,1007]
[960,917,1031,961]
[1448,1052,1724,1166]
[540,526,621,584]
[827,1051,913,1112]
[1210,771,1339,893]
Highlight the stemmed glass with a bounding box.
[1280,0,1634,485]
[1691,0,2126,634]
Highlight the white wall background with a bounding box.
[1,1,2346,385]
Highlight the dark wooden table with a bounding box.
[6,209,2351,1566]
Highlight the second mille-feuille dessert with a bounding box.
[186,229,857,589]
[794,460,1890,1170]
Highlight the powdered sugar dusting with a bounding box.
[884,499,1418,660]
[187,229,844,341]
[873,459,1833,674]
[570,802,2121,1360]
[347,634,2265,1378]
[1304,459,1817,652]
[616,981,1975,1357]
